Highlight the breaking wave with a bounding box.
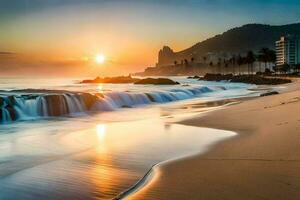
[0,85,225,123]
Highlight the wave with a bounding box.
[0,86,225,123]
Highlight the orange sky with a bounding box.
[1,0,299,77]
[0,1,216,77]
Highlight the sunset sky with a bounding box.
[1,0,300,77]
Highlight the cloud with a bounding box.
[0,51,15,55]
[0,55,92,77]
[0,52,17,60]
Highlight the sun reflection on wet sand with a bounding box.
[0,115,236,200]
[86,120,236,199]
[89,123,141,200]
[97,124,106,141]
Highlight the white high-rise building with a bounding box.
[275,35,300,66]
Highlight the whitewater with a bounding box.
[0,77,256,123]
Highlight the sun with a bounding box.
[95,54,105,64]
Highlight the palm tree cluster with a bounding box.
[173,47,277,75]
[207,51,257,75]
[257,48,276,72]
[231,48,276,75]
[273,63,300,74]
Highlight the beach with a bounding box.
[125,81,300,200]
[3,2,300,199]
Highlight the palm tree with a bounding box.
[224,62,229,74]
[267,50,276,71]
[230,55,236,75]
[295,64,300,73]
[208,61,214,73]
[221,59,229,74]
[246,51,255,75]
[184,59,189,68]
[280,64,291,74]
[259,48,269,72]
[237,54,242,75]
[257,53,263,73]
[217,58,222,74]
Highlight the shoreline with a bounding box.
[123,80,300,200]
[113,85,273,199]
[115,126,238,200]
[115,124,238,200]
[114,164,157,200]
[113,100,244,200]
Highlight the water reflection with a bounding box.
[97,84,103,93]
[97,124,106,141]
[0,118,236,200]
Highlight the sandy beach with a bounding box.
[125,81,300,200]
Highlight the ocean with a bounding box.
[0,76,258,199]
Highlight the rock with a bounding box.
[260,91,279,96]
[44,95,69,116]
[230,76,291,85]
[7,96,16,106]
[134,78,179,85]
[95,93,104,98]
[11,89,70,93]
[5,105,17,121]
[0,97,4,107]
[0,96,16,107]
[81,75,140,84]
[200,73,233,81]
[145,93,155,102]
[187,75,200,79]
[158,46,175,66]
[200,73,292,85]
[80,93,100,110]
[121,105,132,108]
[21,94,38,100]
[0,97,17,121]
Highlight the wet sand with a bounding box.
[125,82,300,200]
[0,111,236,200]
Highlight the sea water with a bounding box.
[0,76,257,199]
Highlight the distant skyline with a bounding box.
[1,0,300,77]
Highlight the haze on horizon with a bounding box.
[1,0,300,77]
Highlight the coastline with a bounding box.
[115,127,237,200]
[123,80,300,200]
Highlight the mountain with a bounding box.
[157,23,300,66]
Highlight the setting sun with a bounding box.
[95,54,105,64]
[1,1,300,200]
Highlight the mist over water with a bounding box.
[0,77,256,199]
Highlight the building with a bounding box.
[275,35,300,66]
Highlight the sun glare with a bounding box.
[96,124,106,140]
[95,54,105,64]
